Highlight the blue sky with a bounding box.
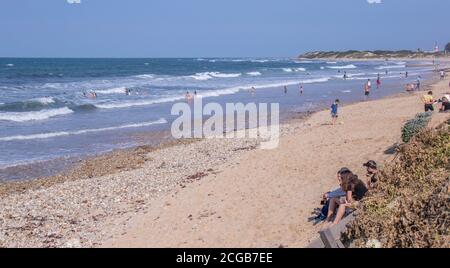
[0,0,449,57]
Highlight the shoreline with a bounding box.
[0,71,448,247]
[0,75,437,192]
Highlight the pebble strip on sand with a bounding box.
[0,121,304,248]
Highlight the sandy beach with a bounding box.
[0,71,449,248]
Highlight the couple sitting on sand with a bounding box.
[311,161,378,227]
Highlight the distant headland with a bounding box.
[299,50,450,60]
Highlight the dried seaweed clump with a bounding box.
[344,124,449,248]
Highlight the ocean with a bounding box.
[0,58,434,180]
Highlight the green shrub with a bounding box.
[401,112,433,143]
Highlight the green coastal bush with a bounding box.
[344,123,450,248]
[401,112,433,143]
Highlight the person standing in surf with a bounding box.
[364,83,371,100]
[376,74,381,89]
[284,86,288,95]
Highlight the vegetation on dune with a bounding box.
[402,112,433,143]
[446,43,450,53]
[344,121,450,248]
[299,50,447,59]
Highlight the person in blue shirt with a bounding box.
[331,99,340,125]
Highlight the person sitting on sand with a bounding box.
[405,83,413,93]
[422,91,436,112]
[330,99,340,125]
[312,168,352,222]
[363,160,379,190]
[439,95,450,112]
[326,171,368,226]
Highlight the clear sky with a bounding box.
[0,0,449,58]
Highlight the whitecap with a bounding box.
[33,97,56,105]
[0,119,167,142]
[327,64,357,69]
[0,107,73,122]
[247,72,262,76]
[96,87,128,95]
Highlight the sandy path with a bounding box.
[104,78,450,248]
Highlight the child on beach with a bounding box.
[331,99,340,125]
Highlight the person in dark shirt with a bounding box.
[439,95,450,112]
[363,160,379,189]
[326,172,368,226]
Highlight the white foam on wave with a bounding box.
[96,87,128,95]
[6,64,14,67]
[33,97,56,105]
[341,90,352,93]
[0,107,73,122]
[0,118,168,142]
[283,68,306,72]
[375,65,406,70]
[296,60,313,64]
[326,62,337,64]
[327,64,357,69]
[251,59,269,63]
[95,96,186,109]
[134,74,154,79]
[189,72,242,80]
[247,72,262,76]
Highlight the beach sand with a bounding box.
[1,73,449,248]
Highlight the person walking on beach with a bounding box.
[440,70,445,80]
[405,71,409,78]
[284,86,288,95]
[331,99,340,125]
[416,77,421,90]
[422,91,436,112]
[299,85,304,95]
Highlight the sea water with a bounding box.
[0,58,434,177]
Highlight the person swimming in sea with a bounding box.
[185,91,193,102]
